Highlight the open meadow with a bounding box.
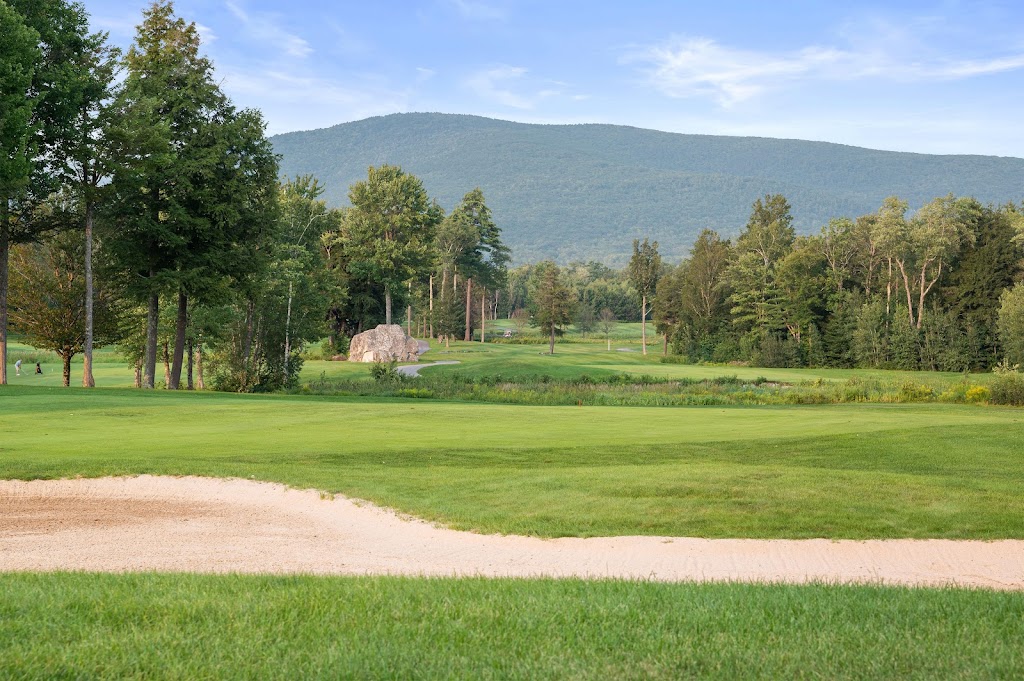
[3,336,1024,678]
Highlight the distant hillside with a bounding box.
[271,113,1024,265]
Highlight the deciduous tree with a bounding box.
[346,165,440,326]
[627,238,661,355]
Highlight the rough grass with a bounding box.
[1,573,1022,680]
[2,385,1022,538]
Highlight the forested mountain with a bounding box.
[272,113,1024,264]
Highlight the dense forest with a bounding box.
[272,113,1024,264]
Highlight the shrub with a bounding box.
[897,382,935,402]
[989,372,1024,406]
[370,360,405,385]
[965,386,990,403]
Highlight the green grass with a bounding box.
[6,335,993,390]
[2,573,1022,680]
[3,385,1022,538]
[303,339,992,387]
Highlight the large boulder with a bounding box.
[348,324,421,363]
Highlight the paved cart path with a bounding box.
[2,477,1021,589]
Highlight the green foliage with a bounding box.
[370,359,405,385]
[0,2,38,204]
[998,283,1024,366]
[272,113,1024,264]
[529,261,574,353]
[989,371,1024,406]
[344,164,440,323]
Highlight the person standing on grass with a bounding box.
[35,362,42,375]
[15,360,21,376]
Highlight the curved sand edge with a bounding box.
[2,476,1022,590]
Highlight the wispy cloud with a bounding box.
[219,68,411,134]
[90,15,139,39]
[225,0,312,59]
[627,36,1024,107]
[195,23,217,45]
[445,0,506,21]
[465,65,536,109]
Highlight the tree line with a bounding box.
[649,194,1024,371]
[481,194,1024,371]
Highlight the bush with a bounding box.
[896,382,935,402]
[370,360,405,385]
[989,372,1024,406]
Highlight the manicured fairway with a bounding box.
[1,574,1022,680]
[3,385,1022,538]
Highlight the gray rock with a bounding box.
[348,324,421,363]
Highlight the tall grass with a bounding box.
[301,370,994,407]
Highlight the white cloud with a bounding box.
[225,0,312,59]
[627,36,1024,107]
[416,67,437,82]
[195,23,217,45]
[465,65,535,109]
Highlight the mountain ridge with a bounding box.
[271,113,1024,264]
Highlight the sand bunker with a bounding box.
[1,476,1021,590]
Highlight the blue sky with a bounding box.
[81,0,1024,157]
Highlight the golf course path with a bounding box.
[2,476,1022,590]
[396,360,460,377]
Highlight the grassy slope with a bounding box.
[2,574,1022,680]
[2,384,1022,538]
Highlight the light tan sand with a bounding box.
[2,476,1022,589]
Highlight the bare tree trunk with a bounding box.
[406,281,412,336]
[196,343,205,390]
[428,274,434,338]
[464,278,473,341]
[895,261,915,327]
[168,290,188,390]
[62,352,72,387]
[242,299,255,370]
[663,334,668,356]
[480,291,485,343]
[385,285,392,326]
[284,281,293,381]
[83,203,95,388]
[0,211,10,386]
[607,336,611,351]
[134,360,142,389]
[162,341,171,388]
[187,339,194,390]
[885,258,893,316]
[549,325,555,355]
[641,295,648,356]
[143,290,159,389]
